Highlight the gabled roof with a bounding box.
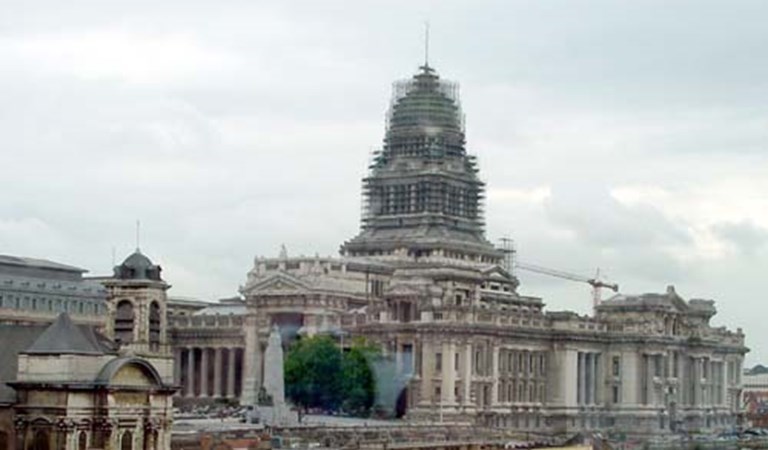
[24,313,105,355]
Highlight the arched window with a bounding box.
[120,431,133,450]
[115,300,135,344]
[31,430,50,450]
[149,301,161,350]
[78,431,87,450]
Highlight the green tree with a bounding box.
[284,335,343,413]
[340,339,379,416]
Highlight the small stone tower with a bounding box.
[103,249,170,356]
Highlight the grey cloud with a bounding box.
[1,0,767,362]
[544,183,691,249]
[712,221,768,256]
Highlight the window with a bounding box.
[612,386,620,404]
[612,356,621,377]
[454,352,459,371]
[149,301,161,350]
[115,300,135,344]
[435,352,442,372]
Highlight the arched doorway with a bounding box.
[395,387,408,418]
[78,431,88,450]
[121,431,133,450]
[31,430,50,450]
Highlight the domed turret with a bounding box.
[113,249,162,281]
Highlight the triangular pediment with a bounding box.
[241,272,310,295]
[481,265,513,281]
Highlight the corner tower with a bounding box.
[342,65,502,265]
[103,250,170,356]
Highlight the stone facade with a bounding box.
[160,65,748,438]
[0,252,177,450]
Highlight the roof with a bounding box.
[0,254,87,274]
[387,65,464,136]
[24,313,109,355]
[0,324,47,404]
[113,250,163,281]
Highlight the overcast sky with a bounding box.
[2,1,767,363]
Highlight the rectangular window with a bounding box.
[612,356,621,377]
[455,352,460,371]
[612,385,620,404]
[435,352,442,372]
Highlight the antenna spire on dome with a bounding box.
[424,21,430,68]
[135,219,141,252]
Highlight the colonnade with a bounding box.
[174,347,244,399]
[577,351,601,405]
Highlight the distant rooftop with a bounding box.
[0,254,87,274]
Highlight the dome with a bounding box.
[378,65,467,163]
[114,250,163,281]
[387,66,463,134]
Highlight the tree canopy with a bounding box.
[284,336,379,417]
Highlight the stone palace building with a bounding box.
[0,64,749,440]
[167,65,748,436]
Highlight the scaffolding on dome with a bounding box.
[357,66,487,237]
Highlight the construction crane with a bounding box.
[514,261,619,309]
[497,238,619,309]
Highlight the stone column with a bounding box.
[491,344,500,406]
[214,347,222,398]
[227,348,236,399]
[420,339,434,406]
[441,341,456,405]
[593,353,602,405]
[646,354,655,406]
[200,347,209,397]
[578,352,586,405]
[187,347,196,398]
[463,342,472,407]
[242,313,261,405]
[692,358,700,406]
[584,353,591,405]
[173,348,181,387]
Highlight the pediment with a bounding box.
[481,265,513,281]
[241,272,310,295]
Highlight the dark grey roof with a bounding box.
[0,254,87,274]
[113,250,163,281]
[24,313,106,355]
[0,324,47,404]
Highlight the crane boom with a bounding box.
[514,261,619,309]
